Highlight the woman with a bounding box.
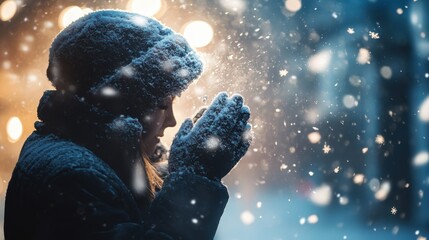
[4,10,251,240]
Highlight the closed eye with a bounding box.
[157,96,175,110]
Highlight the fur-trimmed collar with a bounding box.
[35,90,152,210]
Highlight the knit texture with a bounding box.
[47,10,203,116]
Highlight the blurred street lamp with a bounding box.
[6,116,23,143]
[0,0,17,21]
[182,20,214,48]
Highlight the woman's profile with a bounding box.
[4,9,251,240]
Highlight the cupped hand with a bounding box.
[169,92,252,180]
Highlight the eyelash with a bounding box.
[157,97,175,110]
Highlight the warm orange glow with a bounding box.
[0,0,17,21]
[58,6,92,29]
[285,0,302,13]
[127,0,162,17]
[353,174,365,185]
[307,214,319,224]
[182,21,214,48]
[0,177,3,195]
[6,116,23,143]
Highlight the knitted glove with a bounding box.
[169,92,252,180]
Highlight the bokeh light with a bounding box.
[182,20,214,48]
[374,181,391,201]
[307,214,319,224]
[240,210,255,225]
[58,6,92,29]
[307,132,321,144]
[357,48,371,64]
[307,50,331,73]
[343,95,358,109]
[380,66,393,79]
[353,174,365,185]
[413,151,429,166]
[369,178,381,192]
[6,117,23,143]
[419,96,429,122]
[126,0,163,17]
[284,0,302,13]
[0,0,17,21]
[309,184,332,206]
[219,0,246,14]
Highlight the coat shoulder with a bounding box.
[5,132,144,240]
[16,132,116,181]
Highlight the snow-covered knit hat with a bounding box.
[47,9,203,117]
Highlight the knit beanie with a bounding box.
[47,9,203,117]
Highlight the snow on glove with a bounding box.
[169,92,252,180]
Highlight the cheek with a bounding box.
[141,112,165,134]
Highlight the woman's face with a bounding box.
[140,96,177,154]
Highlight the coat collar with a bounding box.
[36,90,152,211]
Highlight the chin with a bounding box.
[142,139,159,156]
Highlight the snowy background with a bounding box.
[1,0,429,239]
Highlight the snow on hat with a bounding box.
[47,9,203,117]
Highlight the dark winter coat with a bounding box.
[4,91,229,240]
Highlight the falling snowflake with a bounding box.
[205,136,220,150]
[132,16,149,27]
[347,28,355,34]
[178,68,190,77]
[121,66,134,77]
[391,206,397,215]
[100,86,118,97]
[369,31,380,39]
[279,69,289,77]
[322,142,331,154]
[375,134,385,145]
[280,163,288,171]
[334,166,340,173]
